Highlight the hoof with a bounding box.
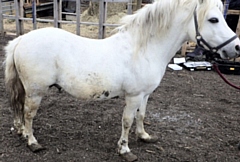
[28,143,46,152]
[19,135,27,142]
[17,131,23,136]
[139,135,158,143]
[120,152,138,162]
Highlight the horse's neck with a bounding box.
[109,19,189,67]
[109,21,187,68]
[142,27,188,67]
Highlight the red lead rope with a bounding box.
[212,63,240,90]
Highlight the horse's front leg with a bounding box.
[118,95,142,161]
[135,95,158,143]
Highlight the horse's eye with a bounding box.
[209,18,219,23]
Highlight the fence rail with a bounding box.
[0,0,137,38]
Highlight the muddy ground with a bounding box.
[1,34,240,162]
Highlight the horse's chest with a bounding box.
[124,68,163,95]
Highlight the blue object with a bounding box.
[224,0,231,19]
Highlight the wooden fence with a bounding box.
[0,0,138,38]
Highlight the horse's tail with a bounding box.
[4,36,25,125]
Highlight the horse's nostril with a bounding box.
[235,45,240,51]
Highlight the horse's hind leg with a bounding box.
[14,113,25,135]
[22,94,44,152]
[135,95,158,143]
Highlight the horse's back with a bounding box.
[14,28,112,65]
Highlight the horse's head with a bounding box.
[188,0,240,59]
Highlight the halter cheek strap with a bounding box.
[193,8,237,54]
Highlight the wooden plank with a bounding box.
[59,0,62,27]
[236,15,240,37]
[3,14,16,19]
[59,20,98,25]
[32,0,37,30]
[2,15,121,26]
[13,0,24,35]
[76,0,81,35]
[0,31,5,43]
[62,12,77,16]
[2,0,127,36]
[0,0,4,34]
[53,0,57,27]
[127,0,133,14]
[14,0,21,35]
[18,0,24,35]
[136,0,141,10]
[103,23,120,27]
[103,1,108,37]
[132,0,137,11]
[227,9,240,15]
[24,2,53,14]
[19,0,24,34]
[98,0,107,39]
[105,0,128,2]
[53,0,60,28]
[91,0,129,2]
[0,32,6,54]
[24,17,54,23]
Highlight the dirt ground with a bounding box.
[1,32,240,162]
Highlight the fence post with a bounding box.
[76,0,81,35]
[98,0,107,39]
[32,0,37,29]
[59,0,62,23]
[0,0,4,34]
[19,0,24,33]
[14,0,24,35]
[54,0,61,28]
[127,0,133,14]
[136,0,141,10]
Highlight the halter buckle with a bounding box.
[212,48,217,53]
[196,35,202,40]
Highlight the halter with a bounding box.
[194,7,240,90]
[193,8,237,54]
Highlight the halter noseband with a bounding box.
[193,8,237,54]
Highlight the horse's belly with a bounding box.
[65,85,123,101]
[58,74,124,101]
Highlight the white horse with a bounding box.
[4,0,240,161]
